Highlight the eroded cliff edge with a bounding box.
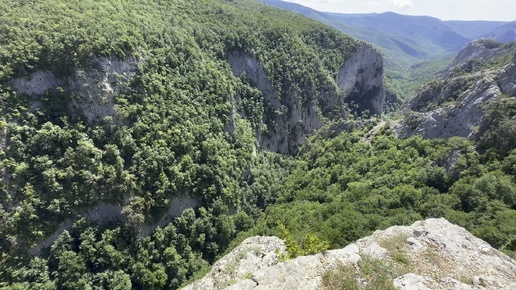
[184,218,516,290]
[337,43,385,116]
[227,43,385,155]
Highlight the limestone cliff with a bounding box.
[11,56,141,124]
[6,43,386,252]
[28,195,200,256]
[183,236,287,290]
[394,41,516,140]
[184,218,516,290]
[227,50,320,155]
[337,43,385,116]
[227,44,385,155]
[447,41,511,73]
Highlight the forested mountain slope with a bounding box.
[1,0,516,289]
[0,0,383,288]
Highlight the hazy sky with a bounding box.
[282,0,516,21]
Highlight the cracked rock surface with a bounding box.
[184,218,516,290]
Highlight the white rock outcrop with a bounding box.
[183,236,287,290]
[499,54,516,96]
[394,72,501,139]
[337,43,385,116]
[394,41,516,140]
[185,218,516,290]
[11,56,141,124]
[447,42,506,73]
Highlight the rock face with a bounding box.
[12,70,64,96]
[499,54,516,96]
[227,44,384,155]
[394,41,516,140]
[183,236,287,290]
[395,72,501,139]
[337,43,385,116]
[11,56,140,124]
[0,118,6,151]
[447,42,508,73]
[68,57,139,123]
[29,195,200,255]
[227,50,322,155]
[184,218,516,290]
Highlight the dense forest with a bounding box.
[244,122,516,256]
[0,0,358,288]
[0,0,515,289]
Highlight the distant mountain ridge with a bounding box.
[327,11,468,51]
[259,0,516,101]
[260,0,515,59]
[480,21,516,43]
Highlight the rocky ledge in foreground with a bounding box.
[184,218,516,290]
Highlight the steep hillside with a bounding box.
[394,40,516,152]
[186,219,516,289]
[0,0,385,288]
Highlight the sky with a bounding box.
[281,0,516,21]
